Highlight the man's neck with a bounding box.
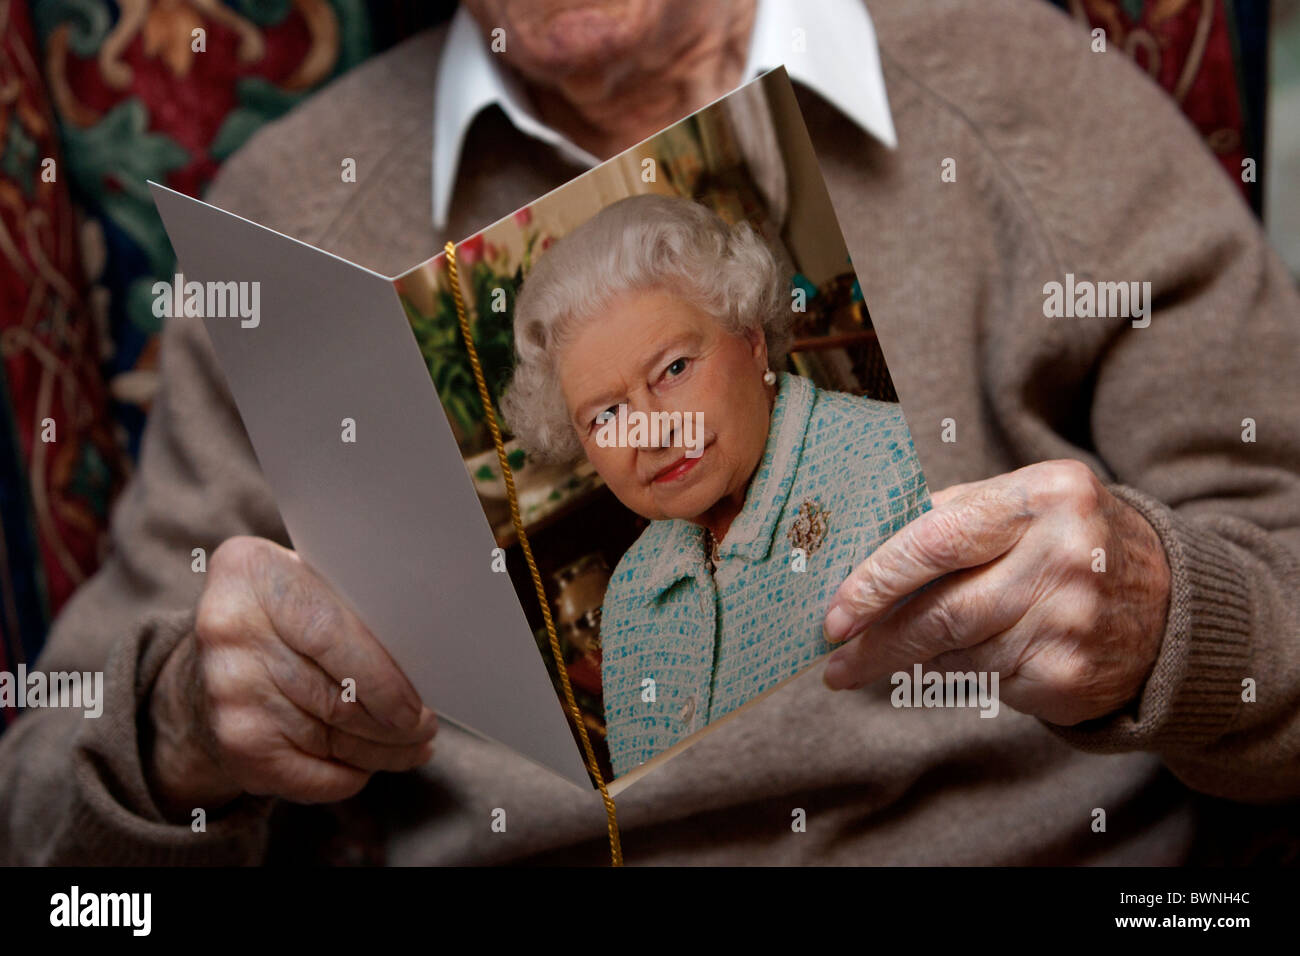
[524,0,757,160]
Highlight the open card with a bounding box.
[151,67,930,796]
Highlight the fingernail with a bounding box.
[824,605,854,643]
[823,656,848,690]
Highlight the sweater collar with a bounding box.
[432,0,897,229]
[628,372,816,604]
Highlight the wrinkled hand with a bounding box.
[146,536,438,818]
[821,460,1171,726]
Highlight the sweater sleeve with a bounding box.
[1018,37,1300,802]
[1043,481,1299,802]
[0,166,290,863]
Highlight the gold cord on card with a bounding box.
[444,241,624,867]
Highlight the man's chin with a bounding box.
[517,4,646,71]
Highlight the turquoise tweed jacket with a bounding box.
[600,372,931,777]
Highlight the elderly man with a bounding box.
[1,0,1297,865]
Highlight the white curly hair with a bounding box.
[500,194,792,464]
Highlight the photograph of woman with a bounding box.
[501,194,931,777]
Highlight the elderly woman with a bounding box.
[501,194,930,777]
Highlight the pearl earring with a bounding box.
[762,369,777,386]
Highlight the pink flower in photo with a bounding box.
[460,233,484,267]
[513,207,533,228]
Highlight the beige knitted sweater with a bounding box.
[2,0,1297,865]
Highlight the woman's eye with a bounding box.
[592,406,618,429]
[666,357,688,377]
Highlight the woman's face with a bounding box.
[557,288,773,525]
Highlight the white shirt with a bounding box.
[432,0,896,230]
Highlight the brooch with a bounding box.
[787,499,831,556]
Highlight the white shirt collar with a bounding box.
[432,0,896,230]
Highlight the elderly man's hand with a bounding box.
[821,460,1171,726]
[145,536,438,819]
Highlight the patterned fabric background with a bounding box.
[32,0,377,459]
[1048,0,1270,214]
[0,0,124,709]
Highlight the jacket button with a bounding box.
[679,695,696,724]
